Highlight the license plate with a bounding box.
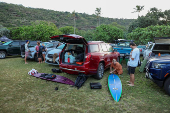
[120,54,124,56]
[49,59,52,62]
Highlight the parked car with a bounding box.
[21,41,42,58]
[143,43,155,59]
[45,44,65,65]
[23,42,60,61]
[0,40,26,59]
[146,56,170,95]
[137,45,146,55]
[113,39,132,58]
[50,34,120,79]
[145,37,170,95]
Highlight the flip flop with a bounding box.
[127,84,134,87]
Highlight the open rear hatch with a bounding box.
[50,34,87,45]
[154,37,170,44]
[152,37,170,56]
[50,34,87,65]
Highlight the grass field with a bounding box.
[0,57,170,113]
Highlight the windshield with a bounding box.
[3,41,12,45]
[118,42,130,47]
[57,44,65,49]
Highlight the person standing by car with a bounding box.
[127,42,140,86]
[42,43,47,63]
[25,40,30,64]
[110,59,123,75]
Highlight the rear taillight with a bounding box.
[85,54,91,62]
[149,52,152,56]
[140,49,142,52]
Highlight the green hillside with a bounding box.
[0,2,135,30]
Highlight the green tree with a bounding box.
[163,10,170,25]
[59,26,77,34]
[0,24,10,37]
[127,25,170,44]
[95,7,101,26]
[132,5,144,17]
[94,24,123,42]
[11,21,62,41]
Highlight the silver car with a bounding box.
[45,44,65,65]
[26,42,60,61]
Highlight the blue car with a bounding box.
[146,56,170,96]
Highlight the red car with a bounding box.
[50,34,120,79]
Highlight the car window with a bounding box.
[101,44,108,52]
[11,42,19,46]
[21,41,26,45]
[30,41,37,46]
[88,44,99,53]
[118,42,130,47]
[57,44,65,49]
[106,44,113,52]
[3,41,12,45]
[46,43,53,48]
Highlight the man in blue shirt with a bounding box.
[127,42,140,86]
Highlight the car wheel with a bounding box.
[0,51,6,59]
[164,77,170,96]
[94,63,104,80]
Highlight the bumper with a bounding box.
[45,57,59,65]
[146,70,163,87]
[59,62,94,75]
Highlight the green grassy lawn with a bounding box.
[0,57,170,113]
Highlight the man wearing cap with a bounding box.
[127,42,140,86]
[25,40,30,64]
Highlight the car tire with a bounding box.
[94,63,104,80]
[0,51,6,59]
[164,77,170,96]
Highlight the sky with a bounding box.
[1,0,170,19]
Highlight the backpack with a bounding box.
[44,74,56,79]
[21,44,25,52]
[39,46,43,54]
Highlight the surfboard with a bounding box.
[108,74,122,102]
[29,73,75,85]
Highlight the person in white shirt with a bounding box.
[25,40,30,64]
[127,42,140,86]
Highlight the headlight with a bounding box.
[152,62,166,69]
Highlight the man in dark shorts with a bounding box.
[127,42,140,86]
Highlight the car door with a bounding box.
[106,44,117,65]
[88,44,101,72]
[8,41,21,55]
[100,44,110,68]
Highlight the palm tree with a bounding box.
[95,8,101,26]
[132,5,144,17]
[72,10,76,34]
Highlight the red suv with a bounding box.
[50,34,120,79]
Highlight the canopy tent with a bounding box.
[0,36,12,42]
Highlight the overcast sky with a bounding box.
[1,0,170,19]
